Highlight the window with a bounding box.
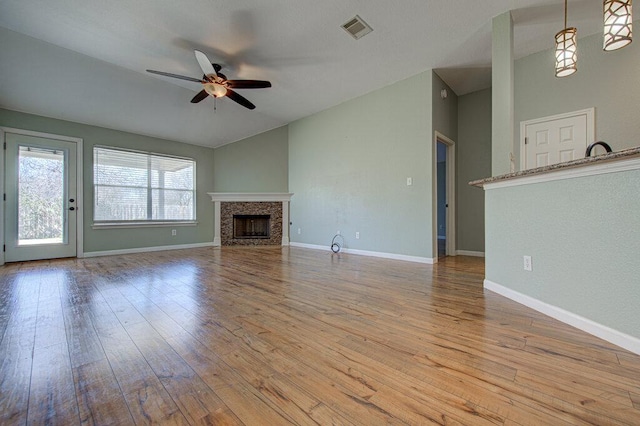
[93,147,195,223]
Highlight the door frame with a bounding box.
[432,131,456,261]
[1,127,84,265]
[520,108,595,170]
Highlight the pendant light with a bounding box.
[555,0,578,77]
[603,0,633,51]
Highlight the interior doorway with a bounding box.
[437,141,447,258]
[434,132,455,261]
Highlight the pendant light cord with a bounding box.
[564,0,568,29]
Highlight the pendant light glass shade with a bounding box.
[603,0,633,51]
[555,27,578,77]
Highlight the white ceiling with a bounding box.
[0,0,603,148]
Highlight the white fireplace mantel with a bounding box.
[208,192,294,246]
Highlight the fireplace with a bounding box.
[208,192,293,247]
[233,215,270,239]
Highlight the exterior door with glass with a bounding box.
[4,132,77,262]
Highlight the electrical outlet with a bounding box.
[523,255,532,271]
[355,231,360,239]
[171,229,177,236]
[297,228,301,235]
[406,177,413,186]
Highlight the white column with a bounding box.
[213,201,221,246]
[281,201,290,246]
[492,11,515,176]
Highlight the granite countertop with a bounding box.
[469,146,640,187]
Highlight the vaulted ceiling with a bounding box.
[0,1,603,147]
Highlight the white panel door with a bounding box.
[4,133,78,262]
[522,109,593,170]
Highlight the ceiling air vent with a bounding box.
[341,15,373,40]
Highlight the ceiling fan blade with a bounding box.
[194,50,217,76]
[226,89,256,110]
[146,69,203,83]
[190,90,209,104]
[226,80,272,89]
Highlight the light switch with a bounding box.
[406,177,413,186]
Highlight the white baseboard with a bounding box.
[290,242,435,264]
[83,242,215,258]
[456,250,485,257]
[484,279,640,356]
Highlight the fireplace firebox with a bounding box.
[233,215,271,239]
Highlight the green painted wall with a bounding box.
[485,169,640,339]
[0,108,215,253]
[457,88,491,252]
[213,125,288,192]
[432,73,458,141]
[289,71,433,258]
[514,26,640,166]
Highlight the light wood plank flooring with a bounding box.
[1,247,639,425]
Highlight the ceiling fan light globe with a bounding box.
[204,83,227,98]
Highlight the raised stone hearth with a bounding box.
[208,193,293,247]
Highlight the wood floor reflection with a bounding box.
[1,247,639,425]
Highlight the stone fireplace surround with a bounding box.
[208,193,293,246]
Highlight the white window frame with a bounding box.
[92,146,196,227]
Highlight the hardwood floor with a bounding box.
[1,247,639,425]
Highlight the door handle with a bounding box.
[69,207,75,211]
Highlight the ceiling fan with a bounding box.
[147,50,271,110]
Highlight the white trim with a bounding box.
[83,241,214,258]
[519,108,595,171]
[76,135,84,258]
[281,201,290,246]
[213,200,221,246]
[484,279,640,356]
[92,221,198,229]
[94,144,195,162]
[0,127,83,144]
[0,129,4,266]
[208,192,294,202]
[1,127,85,260]
[434,132,456,257]
[456,250,485,257]
[290,242,435,264]
[484,156,640,190]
